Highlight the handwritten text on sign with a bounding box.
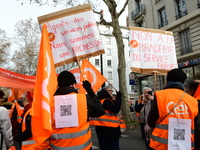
[129,30,178,70]
[46,10,104,64]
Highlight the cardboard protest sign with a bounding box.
[38,4,105,67]
[129,26,178,75]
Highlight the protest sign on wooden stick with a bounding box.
[38,4,105,67]
[129,26,178,75]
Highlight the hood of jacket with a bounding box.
[97,89,112,100]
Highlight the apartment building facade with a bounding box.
[128,0,200,96]
[56,24,135,101]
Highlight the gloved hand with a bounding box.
[82,80,95,97]
[117,91,122,98]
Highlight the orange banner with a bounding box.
[31,24,57,144]
[0,68,35,89]
[79,59,106,94]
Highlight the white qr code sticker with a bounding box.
[54,94,79,128]
[168,118,191,150]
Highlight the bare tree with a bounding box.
[18,0,132,122]
[10,18,40,75]
[0,29,11,67]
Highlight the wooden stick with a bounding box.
[77,60,86,81]
[106,79,118,92]
[153,71,157,91]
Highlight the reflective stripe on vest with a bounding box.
[152,123,194,147]
[51,128,89,139]
[89,99,120,127]
[50,137,92,150]
[22,140,36,145]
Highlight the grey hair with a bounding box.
[103,85,112,90]
[143,87,152,92]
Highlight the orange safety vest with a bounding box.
[89,98,120,127]
[21,109,50,150]
[150,89,198,150]
[49,93,92,150]
[15,102,24,123]
[119,115,126,131]
[10,102,24,123]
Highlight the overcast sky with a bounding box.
[0,0,127,37]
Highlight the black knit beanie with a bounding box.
[57,71,77,87]
[167,68,187,83]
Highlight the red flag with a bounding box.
[31,24,57,143]
[79,59,106,94]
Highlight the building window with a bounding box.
[107,60,112,66]
[108,71,112,79]
[105,26,111,34]
[107,48,111,55]
[174,0,187,19]
[179,29,192,55]
[135,0,142,11]
[158,7,168,28]
[95,59,100,66]
[198,0,200,8]
[106,37,111,44]
[63,65,65,71]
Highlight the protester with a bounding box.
[135,87,154,150]
[89,85,122,150]
[16,91,49,150]
[148,68,198,150]
[0,90,14,150]
[49,70,105,150]
[188,80,200,150]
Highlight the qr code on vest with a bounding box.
[173,128,185,140]
[60,105,72,116]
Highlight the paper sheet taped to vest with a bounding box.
[168,118,191,150]
[54,94,79,128]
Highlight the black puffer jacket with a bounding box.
[95,89,122,138]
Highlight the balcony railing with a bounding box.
[131,4,146,20]
[158,20,168,28]
[175,10,188,19]
[181,46,193,55]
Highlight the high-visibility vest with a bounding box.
[21,109,50,150]
[150,89,198,150]
[119,115,126,132]
[49,93,92,150]
[10,102,24,123]
[89,98,120,127]
[15,102,24,123]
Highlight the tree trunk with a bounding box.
[112,21,132,123]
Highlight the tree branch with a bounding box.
[93,10,112,26]
[118,0,129,17]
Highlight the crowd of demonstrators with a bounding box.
[135,87,154,150]
[89,85,122,150]
[2,68,200,150]
[148,69,198,150]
